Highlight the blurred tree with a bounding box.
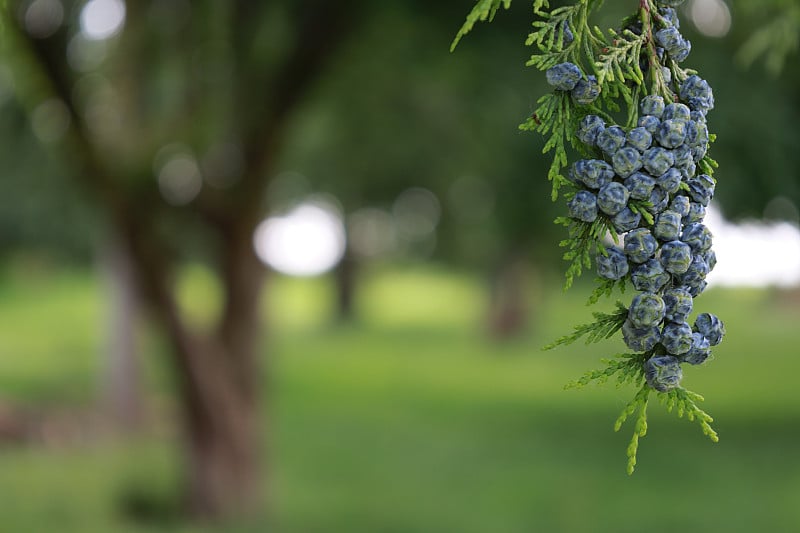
[735,0,800,75]
[1,0,359,519]
[282,0,566,330]
[681,2,800,220]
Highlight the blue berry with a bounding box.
[657,167,682,194]
[680,254,709,286]
[681,75,715,113]
[629,292,666,328]
[672,144,693,169]
[670,195,691,217]
[660,7,680,28]
[694,313,725,346]
[627,127,653,152]
[663,287,693,323]
[597,126,627,155]
[624,228,658,263]
[703,249,717,271]
[560,21,574,47]
[653,212,682,241]
[598,182,631,216]
[644,355,682,392]
[691,144,708,163]
[660,240,692,274]
[625,172,656,201]
[612,146,644,178]
[661,66,672,85]
[690,110,707,123]
[638,115,661,135]
[646,186,669,215]
[681,222,713,253]
[655,27,683,51]
[643,147,675,176]
[681,333,711,365]
[597,246,629,280]
[663,103,691,122]
[661,322,694,355]
[572,75,601,105]
[640,95,665,118]
[546,62,582,91]
[687,280,708,297]
[578,115,606,146]
[687,174,715,206]
[612,207,642,233]
[631,259,670,292]
[573,159,614,189]
[656,119,688,149]
[686,120,709,147]
[623,319,662,352]
[568,190,598,222]
[683,202,706,224]
[670,39,691,62]
[679,162,697,182]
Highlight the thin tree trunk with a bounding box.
[183,225,266,519]
[487,256,531,339]
[183,336,261,519]
[100,234,143,430]
[334,243,358,321]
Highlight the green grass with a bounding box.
[1,264,799,532]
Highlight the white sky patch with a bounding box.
[254,200,346,277]
[705,204,800,288]
[688,0,732,38]
[80,0,125,41]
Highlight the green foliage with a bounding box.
[450,0,514,52]
[595,28,646,107]
[519,92,575,201]
[566,352,646,390]
[587,276,627,305]
[614,384,650,475]
[525,3,596,71]
[554,214,615,290]
[626,199,654,225]
[738,3,800,75]
[544,301,628,350]
[661,387,719,444]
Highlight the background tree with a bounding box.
[1,0,361,519]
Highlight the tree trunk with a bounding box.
[487,256,531,339]
[181,226,266,519]
[113,214,266,520]
[100,235,143,430]
[183,338,261,519]
[334,244,358,321]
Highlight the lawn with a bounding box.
[0,263,799,532]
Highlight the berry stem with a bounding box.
[640,0,672,100]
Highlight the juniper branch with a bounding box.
[450,0,513,52]
[544,301,628,350]
[614,383,651,475]
[661,387,719,443]
[565,352,646,389]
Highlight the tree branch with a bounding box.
[232,0,360,210]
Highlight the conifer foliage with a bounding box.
[453,0,725,473]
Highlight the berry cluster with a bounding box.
[545,4,724,394]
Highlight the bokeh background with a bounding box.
[1,0,800,531]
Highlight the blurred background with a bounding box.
[0,0,799,531]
